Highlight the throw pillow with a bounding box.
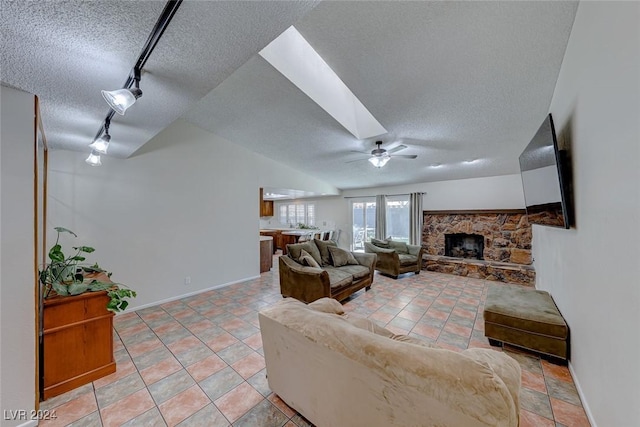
[327,246,359,267]
[387,240,409,254]
[308,297,345,315]
[314,238,337,265]
[287,241,323,266]
[298,249,321,268]
[371,238,390,249]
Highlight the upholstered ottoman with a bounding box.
[484,286,568,363]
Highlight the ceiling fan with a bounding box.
[347,141,418,168]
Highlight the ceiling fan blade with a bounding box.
[390,154,418,159]
[387,144,407,154]
[345,158,368,164]
[350,150,370,155]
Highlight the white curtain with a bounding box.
[375,194,387,240]
[409,192,424,245]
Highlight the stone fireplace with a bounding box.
[422,210,535,286]
[445,233,484,259]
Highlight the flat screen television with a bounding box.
[519,114,572,228]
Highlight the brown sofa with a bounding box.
[279,239,376,303]
[260,297,522,427]
[364,239,424,278]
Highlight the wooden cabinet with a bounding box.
[280,233,300,255]
[260,237,273,272]
[260,187,273,217]
[261,200,274,217]
[259,188,274,217]
[42,291,115,400]
[260,230,281,253]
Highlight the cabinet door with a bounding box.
[262,200,274,217]
[275,231,283,250]
[42,292,115,399]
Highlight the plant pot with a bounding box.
[41,290,115,400]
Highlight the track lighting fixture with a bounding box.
[89,118,111,154]
[102,68,143,115]
[85,151,102,166]
[87,0,183,166]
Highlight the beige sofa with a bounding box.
[279,239,376,303]
[259,298,522,427]
[364,239,424,278]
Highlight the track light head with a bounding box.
[89,134,110,155]
[85,151,102,166]
[101,68,143,115]
[89,118,111,154]
[101,88,142,115]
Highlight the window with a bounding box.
[385,195,410,243]
[349,195,410,251]
[278,202,315,227]
[350,198,376,251]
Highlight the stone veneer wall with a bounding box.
[423,210,533,264]
[422,210,535,285]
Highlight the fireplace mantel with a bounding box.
[423,209,526,216]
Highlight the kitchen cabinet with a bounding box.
[260,236,273,272]
[260,230,281,254]
[280,232,303,255]
[261,200,274,217]
[259,188,274,217]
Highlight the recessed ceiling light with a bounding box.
[430,163,443,168]
[264,192,289,199]
[464,159,479,164]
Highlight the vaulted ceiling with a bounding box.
[1,0,578,190]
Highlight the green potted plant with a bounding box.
[39,226,136,312]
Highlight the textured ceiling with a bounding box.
[1,0,578,191]
[0,0,319,158]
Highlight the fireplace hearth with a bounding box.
[445,233,484,260]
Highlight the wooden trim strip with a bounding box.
[43,362,116,400]
[43,313,115,335]
[423,209,526,215]
[33,95,40,408]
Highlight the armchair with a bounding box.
[364,240,424,279]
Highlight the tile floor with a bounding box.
[40,255,591,427]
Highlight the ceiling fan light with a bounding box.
[85,151,102,166]
[368,155,390,168]
[89,134,110,154]
[101,88,138,115]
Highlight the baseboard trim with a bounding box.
[568,361,597,427]
[121,275,261,313]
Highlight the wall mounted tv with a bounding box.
[519,114,572,229]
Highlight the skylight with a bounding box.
[259,26,387,140]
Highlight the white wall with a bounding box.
[304,174,525,249]
[534,2,640,426]
[341,174,525,210]
[1,86,37,425]
[47,119,337,310]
